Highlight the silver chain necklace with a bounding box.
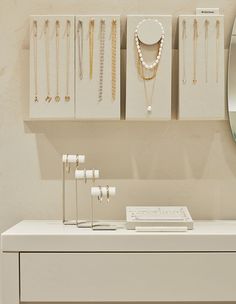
[98,19,105,102]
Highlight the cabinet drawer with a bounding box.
[20,252,236,302]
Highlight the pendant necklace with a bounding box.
[216,20,220,83]
[193,19,198,85]
[182,19,187,84]
[89,19,94,80]
[98,19,105,102]
[55,20,60,102]
[33,20,39,102]
[135,19,164,113]
[65,20,71,102]
[204,19,209,83]
[77,20,83,80]
[111,19,117,101]
[44,19,52,102]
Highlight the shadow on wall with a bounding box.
[24,119,236,181]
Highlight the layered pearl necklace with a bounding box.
[135,19,164,70]
[135,19,164,113]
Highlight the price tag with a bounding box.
[196,8,220,15]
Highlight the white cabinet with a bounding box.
[20,252,236,302]
[2,220,236,303]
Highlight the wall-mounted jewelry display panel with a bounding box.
[126,15,172,120]
[75,15,120,120]
[178,15,225,120]
[29,15,75,119]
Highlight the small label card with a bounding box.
[196,8,220,15]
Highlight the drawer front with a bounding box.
[20,252,236,302]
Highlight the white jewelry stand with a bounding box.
[178,15,225,120]
[90,186,117,230]
[62,154,85,225]
[126,15,172,120]
[75,169,100,227]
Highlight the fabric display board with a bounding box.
[178,15,225,120]
[126,15,172,120]
[29,15,75,119]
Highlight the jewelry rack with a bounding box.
[178,14,225,120]
[74,169,99,227]
[90,186,117,230]
[62,154,85,225]
[62,154,118,229]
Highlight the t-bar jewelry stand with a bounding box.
[90,186,117,230]
[75,169,99,228]
[62,154,85,225]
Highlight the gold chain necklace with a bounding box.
[98,19,105,102]
[216,20,220,83]
[33,20,39,102]
[44,20,52,102]
[55,20,60,102]
[193,19,198,85]
[77,20,83,80]
[65,20,71,102]
[204,19,209,83]
[111,19,117,101]
[182,19,187,84]
[89,19,94,80]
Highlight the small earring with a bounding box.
[92,168,95,183]
[76,154,79,169]
[98,186,103,203]
[106,185,110,203]
[65,154,70,173]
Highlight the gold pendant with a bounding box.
[65,95,70,102]
[55,95,60,102]
[45,96,52,103]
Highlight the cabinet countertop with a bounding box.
[2,220,236,252]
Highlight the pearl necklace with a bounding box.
[135,19,164,70]
[134,19,164,113]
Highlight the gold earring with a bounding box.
[98,186,103,203]
[84,168,87,184]
[106,185,110,203]
[92,168,95,183]
[76,154,79,169]
[65,154,70,173]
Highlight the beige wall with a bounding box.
[1,0,236,302]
